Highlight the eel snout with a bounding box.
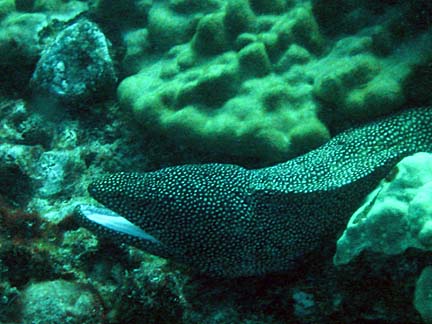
[75,204,161,244]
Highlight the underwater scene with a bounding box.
[0,0,432,323]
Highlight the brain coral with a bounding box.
[118,0,432,165]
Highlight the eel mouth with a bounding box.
[75,204,161,244]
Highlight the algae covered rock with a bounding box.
[22,280,104,324]
[0,0,15,17]
[334,152,432,265]
[415,266,432,324]
[0,13,47,74]
[31,19,117,105]
[0,148,34,205]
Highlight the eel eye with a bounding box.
[89,186,97,195]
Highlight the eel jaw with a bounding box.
[75,204,161,245]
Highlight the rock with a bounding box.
[334,152,432,265]
[31,19,117,106]
[0,13,48,90]
[22,280,104,324]
[0,0,15,17]
[414,266,432,324]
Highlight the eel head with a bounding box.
[74,164,256,274]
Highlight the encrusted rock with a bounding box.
[31,19,117,106]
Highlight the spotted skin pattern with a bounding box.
[75,107,432,277]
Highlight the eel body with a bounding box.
[75,107,432,277]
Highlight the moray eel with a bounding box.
[75,107,432,277]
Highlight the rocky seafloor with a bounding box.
[0,0,432,323]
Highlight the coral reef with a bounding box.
[148,2,202,52]
[118,0,432,166]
